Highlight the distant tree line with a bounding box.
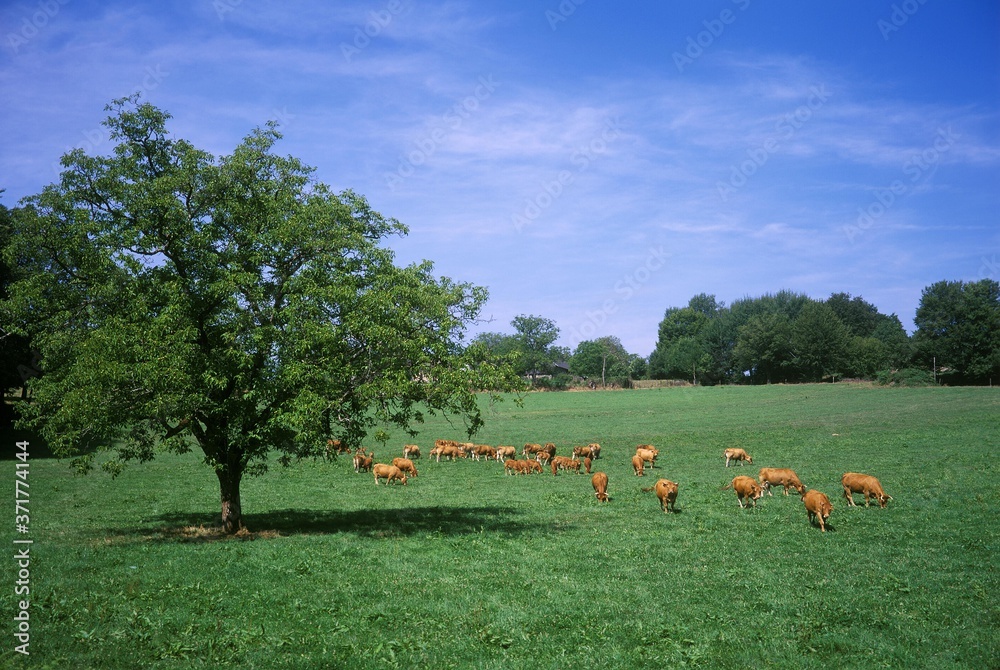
[475,283,999,388]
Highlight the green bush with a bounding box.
[876,367,935,386]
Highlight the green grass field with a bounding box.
[3,385,999,669]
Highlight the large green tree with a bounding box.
[2,97,519,533]
[913,279,1000,384]
[510,314,561,384]
[570,336,631,386]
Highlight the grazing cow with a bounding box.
[373,464,407,486]
[527,460,543,474]
[469,444,494,461]
[572,445,597,461]
[841,472,892,508]
[592,472,609,502]
[436,445,466,462]
[324,439,342,460]
[434,439,459,450]
[655,479,679,513]
[403,444,421,460]
[631,454,645,477]
[522,443,544,456]
[635,448,658,469]
[758,468,806,496]
[588,443,601,460]
[723,448,753,467]
[729,475,763,508]
[495,446,517,462]
[535,451,552,466]
[353,449,374,474]
[583,456,592,474]
[803,489,833,532]
[541,443,557,456]
[549,456,580,475]
[504,459,520,476]
[391,458,418,478]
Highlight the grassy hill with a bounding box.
[3,384,998,668]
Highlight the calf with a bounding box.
[631,454,645,477]
[802,489,833,532]
[391,458,418,478]
[403,444,421,460]
[373,464,407,486]
[758,467,806,496]
[730,475,763,509]
[841,472,891,508]
[654,478,678,513]
[723,448,753,467]
[592,472,609,502]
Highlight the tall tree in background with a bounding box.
[913,279,1000,384]
[510,314,561,384]
[790,301,852,381]
[571,336,631,386]
[0,200,37,408]
[1,97,520,533]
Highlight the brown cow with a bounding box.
[723,448,753,467]
[572,445,597,460]
[758,468,806,496]
[373,464,407,486]
[391,458,418,478]
[730,475,763,508]
[635,447,658,469]
[504,459,521,476]
[353,449,373,473]
[522,443,544,456]
[803,489,833,532]
[535,450,552,466]
[592,472,609,502]
[631,454,645,477]
[403,444,421,460]
[841,472,892,508]
[587,443,601,460]
[495,446,517,462]
[654,479,678,513]
[550,456,580,475]
[583,456,592,474]
[469,444,496,461]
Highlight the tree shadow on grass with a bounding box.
[101,505,560,544]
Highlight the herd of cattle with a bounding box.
[327,439,891,532]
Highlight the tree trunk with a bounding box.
[217,466,245,534]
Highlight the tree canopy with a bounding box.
[1,96,520,533]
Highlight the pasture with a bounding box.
[3,384,998,668]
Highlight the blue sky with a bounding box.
[2,1,998,356]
